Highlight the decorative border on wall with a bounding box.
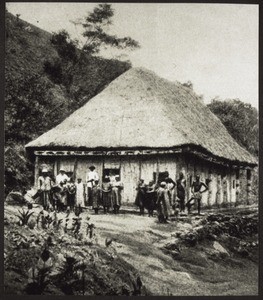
[34,149,183,156]
[33,148,253,169]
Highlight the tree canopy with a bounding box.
[81,3,140,54]
[207,98,258,157]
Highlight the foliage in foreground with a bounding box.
[4,207,149,295]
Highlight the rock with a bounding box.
[175,271,192,280]
[164,239,181,252]
[213,241,229,256]
[5,191,25,205]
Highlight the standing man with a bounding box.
[186,174,208,215]
[37,168,53,210]
[176,172,186,213]
[56,168,69,185]
[134,179,147,216]
[86,166,99,206]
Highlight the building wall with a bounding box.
[36,153,251,206]
[120,157,140,203]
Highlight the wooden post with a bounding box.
[73,158,78,181]
[207,172,213,208]
[54,160,58,177]
[139,156,142,180]
[216,174,222,207]
[247,169,252,205]
[235,168,240,206]
[156,156,160,184]
[34,155,39,188]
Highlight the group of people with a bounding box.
[135,171,208,223]
[37,166,123,214]
[37,165,208,222]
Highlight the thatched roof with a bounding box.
[26,67,256,166]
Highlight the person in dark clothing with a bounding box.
[101,177,112,214]
[145,180,157,217]
[135,179,147,216]
[156,181,170,223]
[164,171,176,207]
[176,172,186,212]
[186,174,208,215]
[67,178,76,212]
[91,180,101,214]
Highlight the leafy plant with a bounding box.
[87,223,95,239]
[16,209,34,226]
[24,247,53,294]
[72,217,82,238]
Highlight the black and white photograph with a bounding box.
[4,2,259,296]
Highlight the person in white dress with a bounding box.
[75,178,85,209]
[86,166,99,206]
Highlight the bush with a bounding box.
[43,60,63,84]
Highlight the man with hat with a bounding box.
[55,167,69,185]
[37,167,53,210]
[86,165,99,206]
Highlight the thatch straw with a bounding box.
[26,67,256,165]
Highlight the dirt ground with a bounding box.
[4,203,258,296]
[91,206,258,296]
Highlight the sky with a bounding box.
[6,2,259,108]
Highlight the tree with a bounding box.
[5,72,69,143]
[50,30,78,62]
[77,3,140,55]
[207,98,258,156]
[46,3,139,93]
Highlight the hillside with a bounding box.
[5,12,131,101]
[5,11,131,193]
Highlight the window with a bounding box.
[233,180,235,189]
[103,168,120,181]
[247,169,252,181]
[153,172,167,183]
[205,178,211,186]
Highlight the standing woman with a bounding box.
[37,168,53,210]
[67,178,76,212]
[145,180,157,217]
[116,176,124,214]
[86,166,99,207]
[101,177,112,214]
[110,174,121,214]
[156,181,170,223]
[60,179,69,211]
[91,180,102,214]
[75,178,85,211]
